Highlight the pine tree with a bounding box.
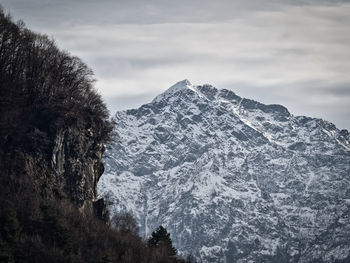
[148,225,177,256]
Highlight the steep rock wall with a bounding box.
[0,110,109,220]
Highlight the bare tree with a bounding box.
[110,212,140,235]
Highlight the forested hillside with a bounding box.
[0,7,189,263]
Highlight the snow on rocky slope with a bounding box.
[98,80,350,262]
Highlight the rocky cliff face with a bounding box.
[50,127,105,211]
[99,80,350,262]
[0,109,108,219]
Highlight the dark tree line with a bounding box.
[0,196,193,263]
[0,6,113,143]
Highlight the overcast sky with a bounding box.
[1,0,350,130]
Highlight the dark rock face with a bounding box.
[0,114,107,217]
[99,80,350,263]
[49,127,106,212]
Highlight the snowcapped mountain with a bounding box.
[98,80,350,262]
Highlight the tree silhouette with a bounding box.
[110,212,139,235]
[0,6,114,144]
[148,225,177,257]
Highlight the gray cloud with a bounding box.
[2,0,348,27]
[1,0,350,130]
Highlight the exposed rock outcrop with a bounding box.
[0,110,109,218]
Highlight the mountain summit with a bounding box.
[98,80,350,263]
[153,79,195,102]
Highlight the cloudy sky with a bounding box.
[2,0,350,129]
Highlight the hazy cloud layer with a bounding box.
[2,0,350,129]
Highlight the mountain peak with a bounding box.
[167,79,193,93]
[177,78,192,86]
[153,79,196,103]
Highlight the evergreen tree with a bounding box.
[148,225,177,256]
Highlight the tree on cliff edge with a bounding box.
[148,225,177,257]
[0,5,114,145]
